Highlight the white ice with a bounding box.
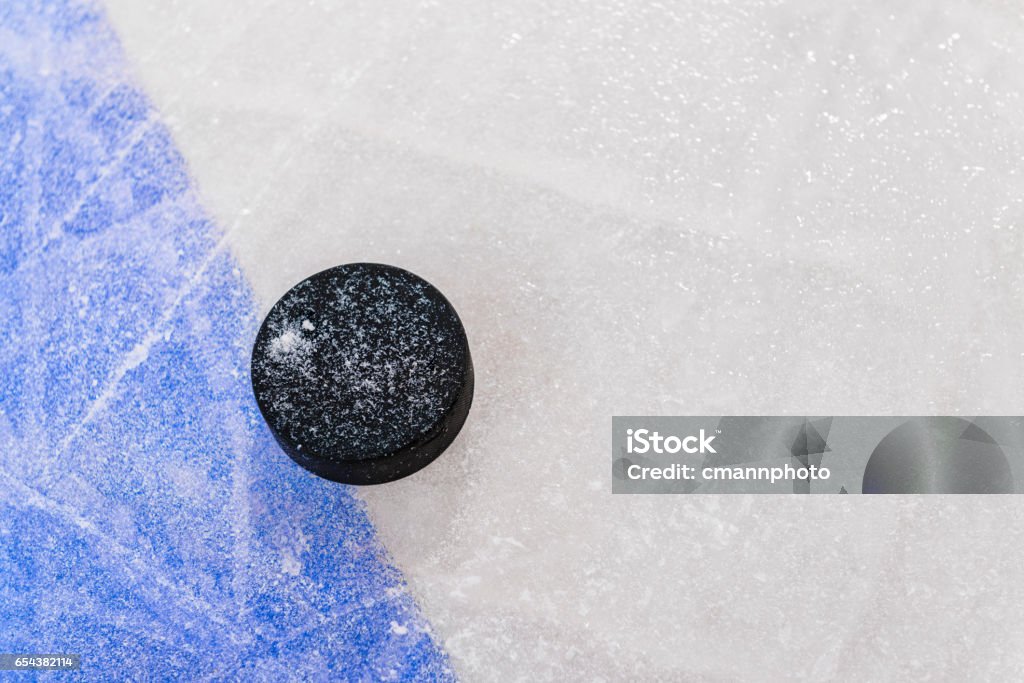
[105,1,1024,679]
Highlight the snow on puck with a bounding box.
[251,263,473,485]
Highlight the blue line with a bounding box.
[0,2,454,680]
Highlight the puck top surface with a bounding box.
[251,263,472,484]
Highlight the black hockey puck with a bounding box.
[250,263,473,485]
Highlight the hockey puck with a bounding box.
[250,263,473,485]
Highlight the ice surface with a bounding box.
[100,0,1024,680]
[0,3,451,680]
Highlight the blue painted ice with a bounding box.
[0,2,452,679]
